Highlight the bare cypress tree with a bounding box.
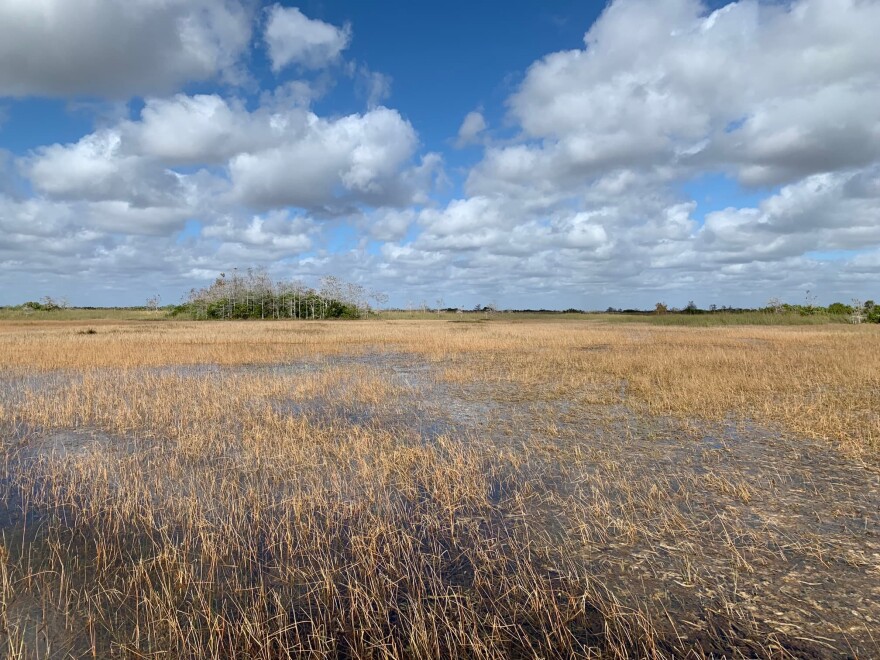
[182,270,386,320]
[851,299,865,324]
[370,291,389,316]
[320,276,343,319]
[344,282,366,316]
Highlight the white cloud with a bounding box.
[203,210,315,256]
[365,209,415,242]
[228,107,420,210]
[354,66,393,109]
[83,201,193,236]
[2,0,880,309]
[419,0,880,306]
[495,0,880,190]
[0,0,251,98]
[0,191,322,304]
[264,5,351,72]
[456,111,487,147]
[131,95,281,166]
[414,195,618,258]
[24,129,185,206]
[698,169,880,261]
[22,95,424,219]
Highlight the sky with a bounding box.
[1,0,879,310]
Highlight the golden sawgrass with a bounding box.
[0,319,876,657]
[2,319,874,453]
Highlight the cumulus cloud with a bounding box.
[203,210,316,256]
[130,95,281,166]
[364,209,415,242]
[228,107,420,210]
[21,94,424,222]
[455,111,487,147]
[698,169,880,262]
[0,194,189,302]
[416,194,620,258]
[24,130,185,206]
[492,0,880,190]
[82,202,194,236]
[0,0,251,98]
[411,0,880,306]
[0,191,321,304]
[2,0,880,309]
[264,5,351,71]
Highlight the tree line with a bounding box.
[171,270,387,320]
[624,298,879,323]
[762,298,878,323]
[6,281,879,323]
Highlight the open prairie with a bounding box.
[0,319,877,658]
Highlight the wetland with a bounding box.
[0,319,877,658]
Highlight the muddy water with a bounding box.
[0,353,878,657]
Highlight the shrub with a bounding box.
[827,302,852,315]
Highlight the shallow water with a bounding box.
[0,353,877,657]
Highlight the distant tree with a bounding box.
[176,270,372,320]
[804,289,818,315]
[370,290,389,316]
[40,296,59,311]
[766,297,784,314]
[827,302,852,315]
[345,282,367,316]
[654,302,668,315]
[320,275,341,319]
[849,299,865,325]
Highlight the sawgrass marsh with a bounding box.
[0,319,877,658]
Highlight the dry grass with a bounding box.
[0,319,877,658]
[6,319,872,453]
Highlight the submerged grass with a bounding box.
[0,319,877,658]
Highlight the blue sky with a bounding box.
[1,0,879,309]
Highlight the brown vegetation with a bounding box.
[0,319,877,657]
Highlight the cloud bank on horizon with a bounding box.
[1,0,878,308]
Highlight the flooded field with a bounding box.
[0,320,877,658]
